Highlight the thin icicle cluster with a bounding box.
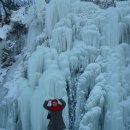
[45,0,72,37]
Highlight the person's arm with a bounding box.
[43,100,50,111]
[59,98,66,109]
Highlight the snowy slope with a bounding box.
[0,0,130,130]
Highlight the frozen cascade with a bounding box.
[17,46,69,130]
[0,0,130,130]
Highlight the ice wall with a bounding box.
[18,1,130,130]
[1,0,130,130]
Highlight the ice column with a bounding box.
[45,0,71,37]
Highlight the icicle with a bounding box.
[28,46,44,88]
[45,0,71,37]
[17,78,33,130]
[50,26,72,53]
[58,52,70,78]
[81,25,101,48]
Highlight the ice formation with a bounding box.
[0,0,130,130]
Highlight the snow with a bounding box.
[11,7,27,24]
[0,25,12,40]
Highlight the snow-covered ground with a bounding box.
[0,0,130,130]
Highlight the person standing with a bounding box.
[43,98,66,130]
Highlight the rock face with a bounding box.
[0,22,27,68]
[0,0,130,130]
[0,9,28,130]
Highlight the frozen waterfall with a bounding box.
[0,0,130,130]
